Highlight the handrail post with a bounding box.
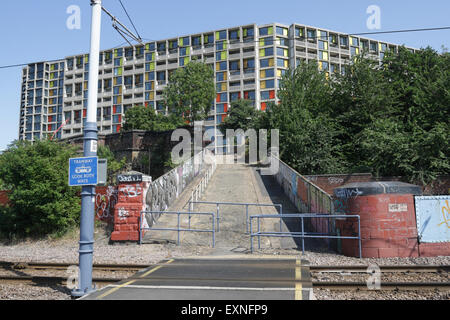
[257,216,261,249]
[216,204,220,232]
[212,213,215,248]
[250,217,253,253]
[245,205,249,234]
[177,212,180,246]
[139,212,143,245]
[358,216,362,259]
[301,216,305,255]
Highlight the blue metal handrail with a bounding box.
[188,201,282,233]
[139,211,216,247]
[249,213,362,258]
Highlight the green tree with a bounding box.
[0,140,81,238]
[219,99,262,133]
[123,105,185,132]
[163,61,216,123]
[97,145,128,184]
[359,47,450,184]
[262,62,345,175]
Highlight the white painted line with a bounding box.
[105,285,296,291]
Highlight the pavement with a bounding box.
[81,255,312,300]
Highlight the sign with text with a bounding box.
[69,157,98,186]
[117,174,143,184]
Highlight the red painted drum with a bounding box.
[334,182,422,258]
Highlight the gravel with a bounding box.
[0,227,449,300]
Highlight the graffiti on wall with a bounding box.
[415,196,450,243]
[145,151,205,218]
[95,186,118,221]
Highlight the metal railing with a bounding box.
[139,211,216,247]
[249,213,362,258]
[188,201,282,233]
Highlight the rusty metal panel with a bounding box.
[415,196,450,243]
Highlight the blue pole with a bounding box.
[71,0,101,298]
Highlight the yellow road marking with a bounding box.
[140,259,174,278]
[295,259,302,300]
[96,280,136,300]
[96,259,174,300]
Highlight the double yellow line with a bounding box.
[96,259,175,300]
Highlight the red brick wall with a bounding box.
[0,191,9,206]
[337,194,450,258]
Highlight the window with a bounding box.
[216,30,227,40]
[192,36,201,47]
[230,92,240,102]
[259,26,273,36]
[340,36,348,47]
[125,48,134,59]
[276,26,288,36]
[259,47,274,57]
[277,47,289,57]
[216,72,227,82]
[229,60,240,71]
[243,58,255,72]
[229,29,239,40]
[307,29,316,40]
[260,68,274,78]
[260,37,274,47]
[260,58,274,68]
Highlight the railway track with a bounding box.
[1,261,448,292]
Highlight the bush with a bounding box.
[0,140,81,238]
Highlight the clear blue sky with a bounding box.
[0,0,449,151]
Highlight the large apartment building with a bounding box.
[18,22,411,151]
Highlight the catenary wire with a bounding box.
[1,26,449,70]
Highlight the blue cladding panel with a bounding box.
[415,196,450,243]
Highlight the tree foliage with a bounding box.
[260,62,345,175]
[222,47,449,183]
[163,61,216,123]
[0,140,81,238]
[123,105,185,132]
[219,99,263,133]
[97,145,128,184]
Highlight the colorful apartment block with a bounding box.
[18,22,412,151]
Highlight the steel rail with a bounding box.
[310,265,450,273]
[312,281,450,291]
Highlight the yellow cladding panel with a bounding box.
[324,42,328,50]
[260,49,265,57]
[260,80,266,89]
[216,62,220,71]
[322,51,329,60]
[269,58,274,67]
[284,60,288,68]
[268,26,273,35]
[222,83,227,91]
[260,70,266,78]
[150,92,154,100]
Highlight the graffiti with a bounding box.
[145,150,208,217]
[118,207,130,221]
[334,188,363,199]
[328,177,345,185]
[95,186,117,220]
[438,200,450,229]
[119,185,143,198]
[334,198,349,214]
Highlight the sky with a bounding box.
[0,0,449,151]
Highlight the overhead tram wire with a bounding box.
[118,0,142,42]
[0,25,449,70]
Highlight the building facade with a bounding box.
[18,22,411,150]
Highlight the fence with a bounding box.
[271,155,337,244]
[188,201,282,233]
[140,211,216,247]
[249,213,362,258]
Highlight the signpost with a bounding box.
[69,157,99,187]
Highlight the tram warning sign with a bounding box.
[69,157,98,186]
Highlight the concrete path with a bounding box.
[143,164,299,253]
